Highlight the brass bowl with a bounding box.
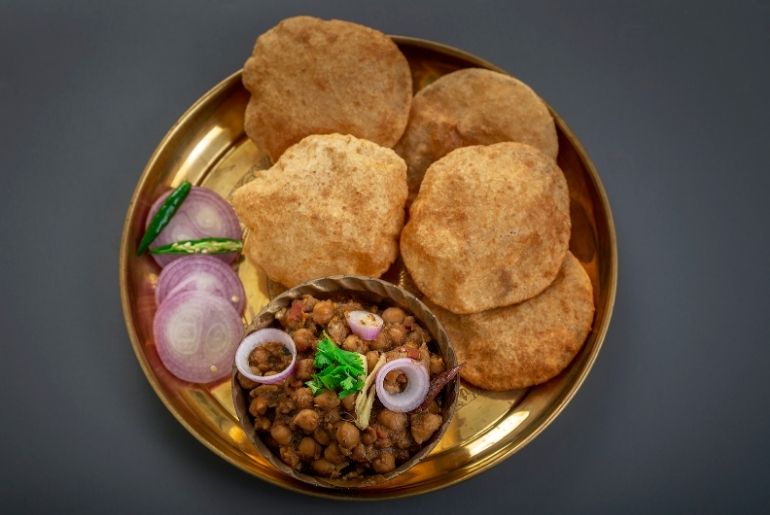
[232,275,460,489]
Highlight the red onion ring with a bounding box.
[147,186,241,268]
[155,255,245,314]
[345,310,384,341]
[153,291,243,383]
[235,328,297,384]
[374,358,430,412]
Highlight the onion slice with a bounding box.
[345,310,384,341]
[235,328,297,384]
[146,186,241,268]
[375,358,430,413]
[156,255,245,314]
[153,291,243,383]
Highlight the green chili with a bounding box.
[149,237,243,255]
[136,181,193,255]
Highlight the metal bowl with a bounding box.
[231,275,460,489]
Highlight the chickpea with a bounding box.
[327,318,349,343]
[295,358,315,380]
[411,412,443,445]
[251,384,279,398]
[383,370,402,394]
[373,425,392,449]
[249,396,269,416]
[314,390,340,411]
[394,430,413,450]
[351,443,368,462]
[291,328,315,352]
[279,447,301,469]
[365,351,380,371]
[361,427,377,445]
[249,347,269,369]
[372,452,396,473]
[388,325,406,345]
[297,437,318,460]
[292,387,314,409]
[340,392,357,412]
[288,378,304,389]
[270,424,292,446]
[323,442,347,465]
[312,300,335,325]
[405,326,425,346]
[429,355,446,375]
[323,407,342,429]
[342,334,364,353]
[382,307,406,324]
[311,458,336,477]
[335,421,361,449]
[236,373,258,390]
[370,330,391,351]
[377,409,407,431]
[276,398,295,415]
[293,409,320,433]
[313,428,331,446]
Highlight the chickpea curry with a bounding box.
[235,294,459,479]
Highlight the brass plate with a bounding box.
[119,36,617,499]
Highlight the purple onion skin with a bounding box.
[375,358,430,413]
[235,328,297,385]
[346,311,384,341]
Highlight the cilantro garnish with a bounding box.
[306,332,365,399]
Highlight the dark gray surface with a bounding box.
[1,1,768,513]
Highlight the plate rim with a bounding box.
[119,35,618,500]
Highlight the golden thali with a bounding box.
[119,36,617,499]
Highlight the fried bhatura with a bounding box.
[400,142,570,314]
[395,68,558,198]
[233,134,408,287]
[430,252,594,390]
[243,16,412,162]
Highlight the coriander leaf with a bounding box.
[306,378,322,394]
[307,333,367,397]
[314,352,332,369]
[340,376,355,391]
[319,371,339,391]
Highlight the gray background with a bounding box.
[1,0,768,513]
